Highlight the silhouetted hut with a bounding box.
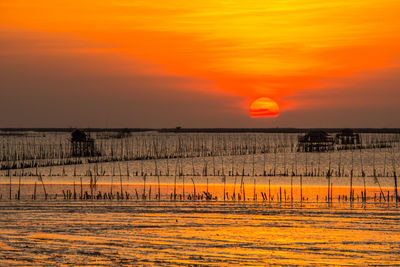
[297,130,334,152]
[116,128,131,139]
[71,129,96,157]
[335,129,361,147]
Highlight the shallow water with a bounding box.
[1,132,399,184]
[1,200,399,266]
[1,132,399,265]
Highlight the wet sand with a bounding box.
[0,200,399,266]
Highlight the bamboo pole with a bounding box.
[300,175,303,203]
[291,173,293,203]
[80,177,83,200]
[143,174,147,200]
[33,181,37,200]
[118,164,123,200]
[327,169,331,204]
[268,178,271,202]
[90,173,93,199]
[363,172,366,203]
[242,177,246,202]
[253,177,256,201]
[17,174,21,200]
[156,171,161,200]
[9,173,11,200]
[73,179,76,200]
[149,185,152,200]
[223,176,226,201]
[154,144,161,200]
[110,170,113,195]
[182,172,185,201]
[233,175,237,200]
[360,148,366,203]
[374,172,386,202]
[350,170,353,203]
[191,177,196,201]
[38,174,47,200]
[263,145,266,176]
[241,159,246,202]
[394,171,398,203]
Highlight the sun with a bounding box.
[249,97,280,118]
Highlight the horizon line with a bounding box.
[1,127,400,134]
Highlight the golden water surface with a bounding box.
[0,199,399,265]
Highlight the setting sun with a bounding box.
[1,0,400,264]
[249,97,280,118]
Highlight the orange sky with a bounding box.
[1,0,400,126]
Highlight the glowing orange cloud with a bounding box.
[1,0,400,113]
[249,97,280,117]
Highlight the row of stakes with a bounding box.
[1,175,399,204]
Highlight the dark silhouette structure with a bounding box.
[335,129,361,147]
[115,128,131,139]
[71,129,96,157]
[297,130,334,152]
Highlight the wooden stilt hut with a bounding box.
[297,130,334,152]
[335,129,361,149]
[71,129,96,157]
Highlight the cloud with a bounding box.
[3,0,400,105]
[0,32,244,128]
[1,31,399,128]
[278,67,400,127]
[2,0,400,129]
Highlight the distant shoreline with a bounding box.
[0,127,400,133]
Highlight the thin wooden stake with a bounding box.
[268,178,271,202]
[9,173,12,200]
[290,174,293,203]
[223,176,226,201]
[80,177,83,200]
[394,171,398,203]
[253,177,256,201]
[350,170,353,203]
[33,181,37,200]
[300,175,303,203]
[39,174,47,200]
[17,174,21,200]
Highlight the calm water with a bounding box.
[1,132,399,182]
[0,200,399,265]
[1,132,399,265]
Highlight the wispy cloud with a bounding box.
[1,0,400,126]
